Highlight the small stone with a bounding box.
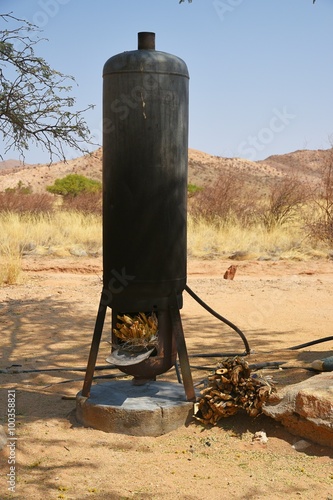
[20,242,37,254]
[252,430,268,444]
[70,247,88,257]
[292,439,311,451]
[229,251,252,261]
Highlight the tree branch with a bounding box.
[0,12,95,163]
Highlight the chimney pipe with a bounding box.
[138,32,155,50]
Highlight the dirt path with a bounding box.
[0,257,333,499]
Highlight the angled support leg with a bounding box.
[82,298,107,398]
[170,293,196,402]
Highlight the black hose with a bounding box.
[1,364,116,374]
[185,285,251,355]
[248,361,286,370]
[287,336,333,350]
[190,352,248,358]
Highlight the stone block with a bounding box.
[263,372,333,447]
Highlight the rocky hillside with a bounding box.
[0,159,27,170]
[0,149,103,193]
[258,149,332,183]
[0,147,331,193]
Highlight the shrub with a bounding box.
[189,171,258,226]
[187,183,202,197]
[0,192,54,213]
[0,256,21,285]
[308,219,333,245]
[307,151,333,244]
[5,180,32,195]
[46,174,101,197]
[61,191,102,214]
[259,175,311,230]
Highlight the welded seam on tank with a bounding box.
[103,70,189,78]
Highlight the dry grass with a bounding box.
[0,208,331,286]
[0,211,101,251]
[187,214,330,260]
[0,211,102,284]
[0,253,22,284]
[0,217,25,284]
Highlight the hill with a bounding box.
[0,159,28,170]
[0,147,331,193]
[0,150,102,193]
[258,149,332,183]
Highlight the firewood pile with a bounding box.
[194,356,275,425]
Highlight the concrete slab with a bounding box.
[76,380,195,436]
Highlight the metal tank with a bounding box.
[102,32,189,312]
[82,33,194,399]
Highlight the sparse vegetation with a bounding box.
[187,165,333,260]
[0,253,22,285]
[1,150,333,286]
[0,203,330,286]
[187,214,323,260]
[307,155,333,245]
[61,191,101,214]
[259,175,311,230]
[190,171,257,226]
[5,180,32,194]
[0,211,101,284]
[0,190,54,214]
[188,183,202,197]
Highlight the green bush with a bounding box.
[5,180,32,195]
[187,183,202,197]
[46,174,101,197]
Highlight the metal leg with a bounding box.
[170,293,196,402]
[174,360,182,384]
[81,298,107,398]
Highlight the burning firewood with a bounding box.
[194,356,275,425]
[113,312,158,351]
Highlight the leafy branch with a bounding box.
[0,13,95,163]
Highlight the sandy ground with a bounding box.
[0,256,333,500]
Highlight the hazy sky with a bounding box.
[1,0,333,164]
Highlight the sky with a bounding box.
[1,0,333,164]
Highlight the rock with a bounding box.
[0,425,7,451]
[223,265,237,280]
[20,241,37,254]
[252,430,268,444]
[257,255,271,261]
[292,439,311,451]
[263,372,333,447]
[69,247,88,257]
[229,251,255,261]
